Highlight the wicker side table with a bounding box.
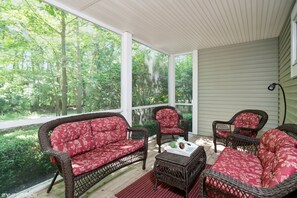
[153,146,206,198]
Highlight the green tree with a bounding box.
[175,55,192,103]
[0,0,122,118]
[132,42,168,124]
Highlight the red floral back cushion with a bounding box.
[233,112,260,129]
[156,108,179,128]
[50,120,95,157]
[91,116,128,148]
[258,129,297,187]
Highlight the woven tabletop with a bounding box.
[155,146,204,166]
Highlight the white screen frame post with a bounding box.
[291,1,297,78]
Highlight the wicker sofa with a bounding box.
[38,112,148,198]
[199,124,297,198]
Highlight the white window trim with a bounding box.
[168,55,175,106]
[192,50,198,135]
[291,1,297,78]
[121,32,133,125]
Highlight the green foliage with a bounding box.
[133,120,157,137]
[132,42,169,107]
[0,0,194,195]
[0,0,122,118]
[0,127,55,194]
[0,111,30,121]
[175,55,193,103]
[183,113,193,132]
[0,0,192,123]
[183,113,192,122]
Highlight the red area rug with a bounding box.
[115,164,211,198]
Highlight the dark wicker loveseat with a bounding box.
[199,124,297,198]
[38,112,148,198]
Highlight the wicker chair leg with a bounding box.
[47,170,59,193]
[213,137,217,153]
[158,145,161,153]
[184,132,188,141]
[142,159,146,170]
[157,133,162,153]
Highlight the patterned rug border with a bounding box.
[115,164,211,198]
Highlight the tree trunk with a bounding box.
[55,95,60,116]
[61,11,67,115]
[76,21,82,113]
[55,76,61,116]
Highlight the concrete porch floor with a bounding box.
[17,134,224,198]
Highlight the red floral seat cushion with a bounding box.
[207,147,262,197]
[233,112,260,137]
[258,129,297,188]
[156,109,179,128]
[210,147,263,186]
[71,139,144,176]
[91,116,128,148]
[209,129,297,197]
[160,127,184,134]
[216,130,231,138]
[50,120,95,157]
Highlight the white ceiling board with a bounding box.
[44,0,295,55]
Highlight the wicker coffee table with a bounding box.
[153,146,206,198]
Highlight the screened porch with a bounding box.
[1,0,297,197]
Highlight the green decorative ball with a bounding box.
[169,141,177,148]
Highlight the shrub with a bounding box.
[0,127,55,194]
[133,113,193,136]
[183,113,192,132]
[133,120,157,137]
[182,112,192,121]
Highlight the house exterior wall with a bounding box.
[198,38,279,136]
[279,14,297,125]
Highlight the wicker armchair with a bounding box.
[199,124,297,198]
[152,105,188,153]
[213,109,268,152]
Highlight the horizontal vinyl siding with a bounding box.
[279,15,297,125]
[198,38,279,136]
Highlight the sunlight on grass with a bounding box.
[2,127,38,138]
[16,134,36,139]
[0,111,31,121]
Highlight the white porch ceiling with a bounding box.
[45,0,295,55]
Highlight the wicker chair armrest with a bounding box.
[180,120,189,130]
[44,149,71,164]
[213,120,232,126]
[226,133,260,146]
[128,127,148,134]
[226,133,260,155]
[233,127,257,134]
[151,120,160,131]
[212,121,232,136]
[212,120,232,131]
[43,149,73,177]
[44,149,75,195]
[199,169,295,198]
[128,127,148,141]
